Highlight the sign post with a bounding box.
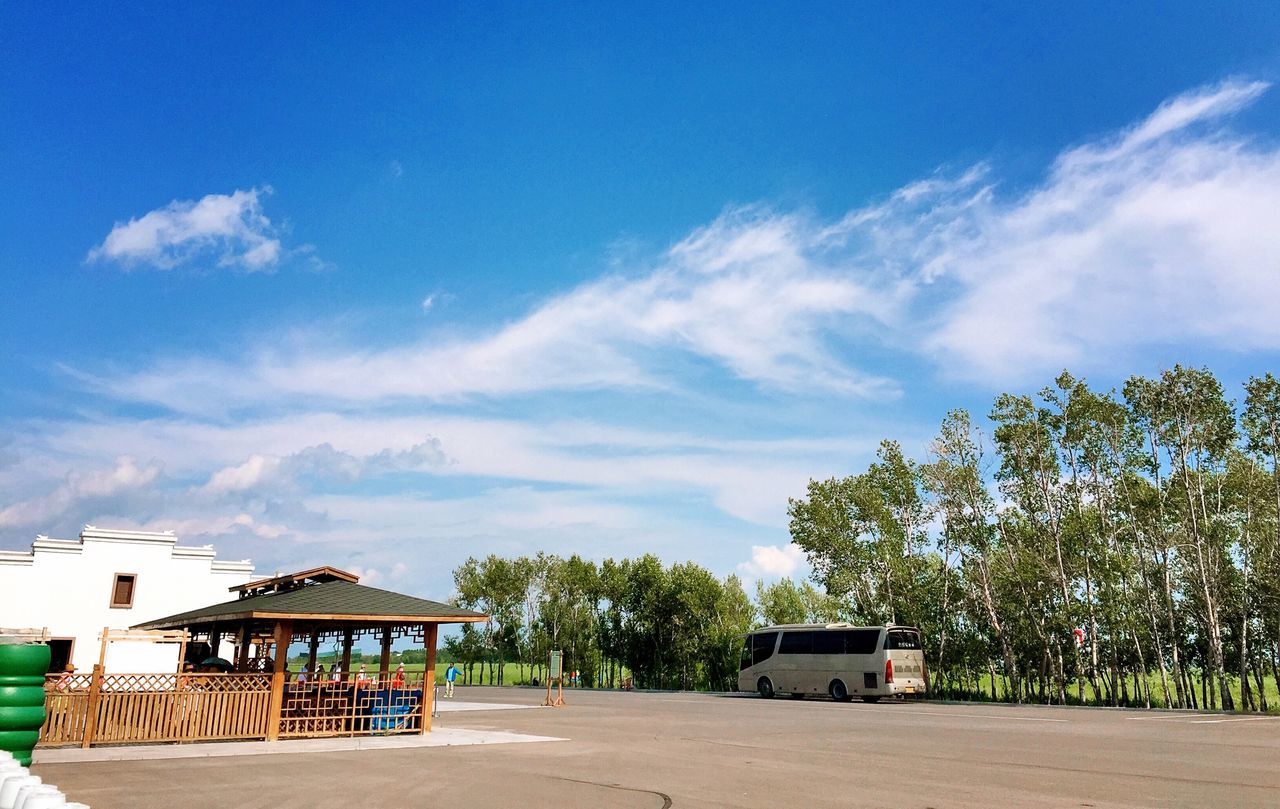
[543,649,565,707]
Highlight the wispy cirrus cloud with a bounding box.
[9,78,1280,593]
[911,78,1280,378]
[88,187,285,271]
[83,206,904,414]
[80,80,1280,415]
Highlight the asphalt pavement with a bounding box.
[34,687,1280,808]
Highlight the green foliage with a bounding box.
[787,366,1280,712]
[444,366,1280,713]
[450,552,757,691]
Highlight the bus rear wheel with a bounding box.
[829,680,850,702]
[861,695,881,704]
[757,677,775,699]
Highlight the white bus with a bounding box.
[737,624,927,703]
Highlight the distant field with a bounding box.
[940,671,1280,712]
[285,655,1279,710]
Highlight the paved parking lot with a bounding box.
[34,687,1280,808]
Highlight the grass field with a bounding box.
[287,654,1280,710]
[939,671,1280,712]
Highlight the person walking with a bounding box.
[444,662,458,698]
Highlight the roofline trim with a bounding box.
[134,610,489,630]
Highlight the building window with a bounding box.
[110,573,137,608]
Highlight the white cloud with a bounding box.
[106,513,289,542]
[88,79,1280,410]
[85,203,903,414]
[738,543,807,580]
[88,187,285,271]
[0,456,162,529]
[202,454,283,495]
[200,438,449,496]
[908,79,1280,378]
[12,76,1280,590]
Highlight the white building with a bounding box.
[0,526,253,672]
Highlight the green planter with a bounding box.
[0,643,50,766]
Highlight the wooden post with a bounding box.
[308,629,320,673]
[379,628,392,681]
[97,625,109,670]
[236,623,251,670]
[210,624,221,657]
[421,623,438,734]
[81,663,104,749]
[340,628,353,682]
[265,620,293,742]
[176,632,188,673]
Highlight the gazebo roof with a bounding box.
[133,579,487,630]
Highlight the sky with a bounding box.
[2,4,1280,600]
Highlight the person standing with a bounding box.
[444,662,458,698]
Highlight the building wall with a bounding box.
[0,526,254,672]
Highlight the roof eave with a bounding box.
[133,610,489,631]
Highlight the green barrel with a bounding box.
[0,642,50,766]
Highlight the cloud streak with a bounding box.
[81,80,1280,414]
[200,438,450,496]
[9,77,1280,593]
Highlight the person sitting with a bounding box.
[52,663,76,691]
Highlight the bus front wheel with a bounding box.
[829,680,850,702]
[861,695,881,704]
[757,677,775,699]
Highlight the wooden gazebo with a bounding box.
[39,567,487,748]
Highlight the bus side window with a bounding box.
[813,632,844,655]
[752,631,779,665]
[778,631,814,655]
[843,629,880,655]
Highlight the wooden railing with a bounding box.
[40,671,272,747]
[279,670,427,738]
[39,669,433,747]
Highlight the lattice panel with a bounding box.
[290,624,427,646]
[40,672,273,747]
[44,673,93,692]
[279,670,426,738]
[100,673,179,692]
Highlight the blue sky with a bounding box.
[3,4,1280,597]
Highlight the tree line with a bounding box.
[790,367,1280,711]
[448,366,1279,712]
[449,553,754,690]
